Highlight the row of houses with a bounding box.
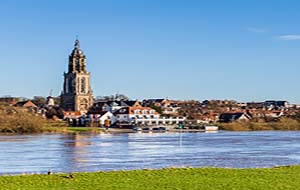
[195,109,287,123]
[243,101,290,110]
[1,96,295,125]
[84,98,289,125]
[65,100,185,126]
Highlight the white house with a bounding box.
[114,106,185,125]
[219,112,252,122]
[89,111,117,125]
[114,106,159,123]
[93,100,141,113]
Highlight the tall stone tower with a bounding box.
[60,39,94,113]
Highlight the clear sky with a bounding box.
[1,0,300,103]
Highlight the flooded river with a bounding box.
[1,131,300,174]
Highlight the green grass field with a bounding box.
[1,166,300,190]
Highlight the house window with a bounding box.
[119,109,126,113]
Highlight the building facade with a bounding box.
[113,105,185,125]
[60,39,93,113]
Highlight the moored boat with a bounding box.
[204,125,219,131]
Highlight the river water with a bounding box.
[1,131,300,174]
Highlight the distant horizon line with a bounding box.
[0,94,297,104]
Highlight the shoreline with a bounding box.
[2,127,300,135]
[1,164,297,177]
[1,166,300,190]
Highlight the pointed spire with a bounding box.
[74,36,80,49]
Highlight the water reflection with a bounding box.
[57,134,95,172]
[1,131,300,174]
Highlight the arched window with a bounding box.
[81,59,86,71]
[80,98,88,111]
[69,78,75,93]
[76,59,80,71]
[81,77,86,93]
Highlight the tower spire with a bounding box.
[61,38,94,113]
[74,36,80,49]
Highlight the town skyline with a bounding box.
[1,1,300,102]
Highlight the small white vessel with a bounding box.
[133,127,142,132]
[204,126,219,131]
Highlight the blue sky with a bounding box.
[1,0,300,103]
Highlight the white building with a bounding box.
[88,111,117,125]
[114,106,185,125]
[135,116,185,125]
[93,100,141,113]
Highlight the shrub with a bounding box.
[271,118,300,130]
[220,121,250,131]
[0,107,47,134]
[219,118,300,131]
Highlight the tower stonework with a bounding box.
[60,39,93,113]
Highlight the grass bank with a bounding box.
[44,125,104,134]
[1,166,300,190]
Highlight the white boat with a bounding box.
[133,127,142,132]
[204,126,219,131]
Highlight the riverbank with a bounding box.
[219,118,300,131]
[0,120,104,134]
[0,105,105,134]
[2,102,300,134]
[1,166,300,190]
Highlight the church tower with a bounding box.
[60,39,94,113]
